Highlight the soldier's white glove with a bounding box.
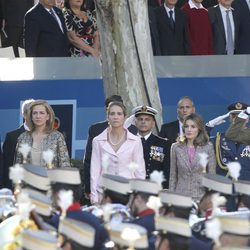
[124,114,135,129]
[206,112,230,127]
[237,107,250,120]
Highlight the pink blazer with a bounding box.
[90,128,146,204]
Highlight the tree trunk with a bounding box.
[95,0,163,130]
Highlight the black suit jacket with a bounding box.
[208,5,240,54]
[2,0,33,27]
[148,6,161,55]
[232,0,250,54]
[142,133,171,188]
[2,125,25,189]
[83,121,137,193]
[24,3,69,57]
[159,120,179,144]
[155,6,190,55]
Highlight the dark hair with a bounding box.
[107,101,127,116]
[162,205,191,219]
[181,113,209,146]
[62,237,91,250]
[64,0,85,11]
[51,183,82,203]
[105,95,123,108]
[158,233,190,250]
[237,194,250,209]
[103,189,129,205]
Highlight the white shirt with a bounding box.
[164,4,175,21]
[188,0,205,9]
[219,4,235,44]
[178,120,184,138]
[246,0,250,9]
[138,132,152,141]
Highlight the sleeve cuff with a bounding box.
[238,112,249,120]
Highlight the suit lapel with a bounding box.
[215,6,226,42]
[161,7,172,30]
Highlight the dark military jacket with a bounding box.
[141,133,171,188]
[211,132,250,181]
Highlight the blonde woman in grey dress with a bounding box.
[15,99,70,168]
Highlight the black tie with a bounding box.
[141,137,146,144]
[49,9,58,21]
[169,10,174,30]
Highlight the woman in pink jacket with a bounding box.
[90,101,146,204]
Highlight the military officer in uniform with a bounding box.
[133,105,171,188]
[225,106,250,145]
[211,102,250,181]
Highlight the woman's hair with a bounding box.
[27,99,55,133]
[107,101,127,117]
[180,113,209,147]
[158,233,190,250]
[64,0,85,11]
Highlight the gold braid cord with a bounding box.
[215,132,229,176]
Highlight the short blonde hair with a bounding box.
[27,100,55,133]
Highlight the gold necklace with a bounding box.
[109,130,125,146]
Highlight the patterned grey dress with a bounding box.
[15,130,71,168]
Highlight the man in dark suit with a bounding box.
[232,0,250,54]
[24,0,69,57]
[1,0,34,57]
[83,95,137,200]
[148,0,162,8]
[208,0,240,55]
[155,0,190,55]
[159,96,195,144]
[134,105,171,188]
[2,99,34,189]
[148,6,161,56]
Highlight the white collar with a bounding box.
[164,3,175,12]
[137,132,152,141]
[219,4,234,12]
[188,0,205,9]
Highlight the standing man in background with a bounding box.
[159,96,195,144]
[208,0,240,55]
[154,0,190,56]
[181,0,213,55]
[1,0,34,57]
[24,0,69,57]
[232,0,250,54]
[2,99,34,189]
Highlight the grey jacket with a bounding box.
[169,142,216,202]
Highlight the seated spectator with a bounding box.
[63,0,100,57]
